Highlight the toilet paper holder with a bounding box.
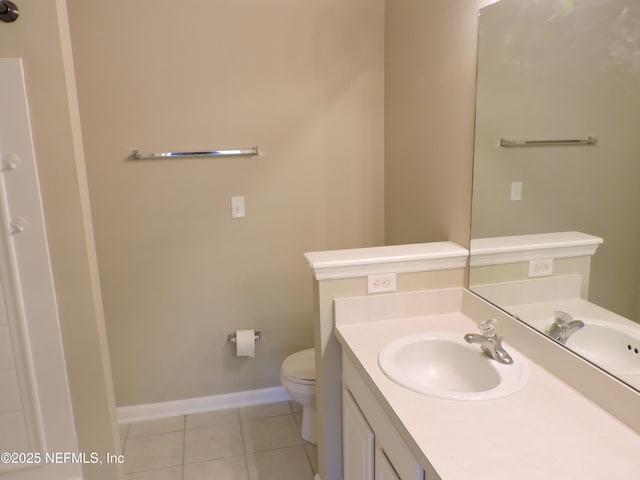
[227,329,261,344]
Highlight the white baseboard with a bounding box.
[117,386,291,424]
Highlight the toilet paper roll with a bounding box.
[235,329,256,357]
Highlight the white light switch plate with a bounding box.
[231,196,246,218]
[510,181,522,201]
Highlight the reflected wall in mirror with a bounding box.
[469,0,640,391]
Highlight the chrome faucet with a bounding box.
[546,310,584,344]
[464,318,513,365]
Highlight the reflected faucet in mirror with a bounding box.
[546,311,584,345]
[468,0,640,394]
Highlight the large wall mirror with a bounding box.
[469,0,640,392]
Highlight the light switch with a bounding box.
[231,196,246,218]
[510,181,522,201]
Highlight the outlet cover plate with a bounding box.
[528,259,553,277]
[367,273,397,294]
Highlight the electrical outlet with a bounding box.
[528,259,553,277]
[367,273,397,294]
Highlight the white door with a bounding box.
[0,58,81,480]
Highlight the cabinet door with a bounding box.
[343,388,374,480]
[375,448,401,480]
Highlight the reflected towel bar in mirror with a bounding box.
[499,137,597,147]
[131,146,259,160]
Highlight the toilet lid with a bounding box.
[282,348,315,384]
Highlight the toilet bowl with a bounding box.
[280,348,316,444]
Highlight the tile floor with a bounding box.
[119,401,318,480]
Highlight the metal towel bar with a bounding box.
[132,146,259,160]
[500,137,597,147]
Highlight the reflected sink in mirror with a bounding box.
[469,0,640,396]
[378,332,530,400]
[532,318,640,376]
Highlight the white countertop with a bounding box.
[334,289,640,479]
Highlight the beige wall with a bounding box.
[67,0,386,406]
[470,258,594,300]
[65,0,478,410]
[384,0,478,247]
[0,1,121,479]
[472,0,640,321]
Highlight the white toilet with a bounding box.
[280,348,316,444]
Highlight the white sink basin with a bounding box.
[558,320,640,375]
[378,332,530,400]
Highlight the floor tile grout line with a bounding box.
[237,407,252,480]
[121,401,318,478]
[125,464,184,477]
[294,412,318,476]
[121,424,129,455]
[304,443,317,476]
[181,415,186,480]
[288,404,317,476]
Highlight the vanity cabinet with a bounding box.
[343,387,374,479]
[342,352,430,480]
[374,448,401,480]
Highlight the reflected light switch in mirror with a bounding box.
[231,196,246,218]
[510,181,522,201]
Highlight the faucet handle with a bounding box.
[478,318,497,337]
[554,310,573,326]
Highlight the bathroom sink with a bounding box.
[378,332,530,400]
[557,320,640,375]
